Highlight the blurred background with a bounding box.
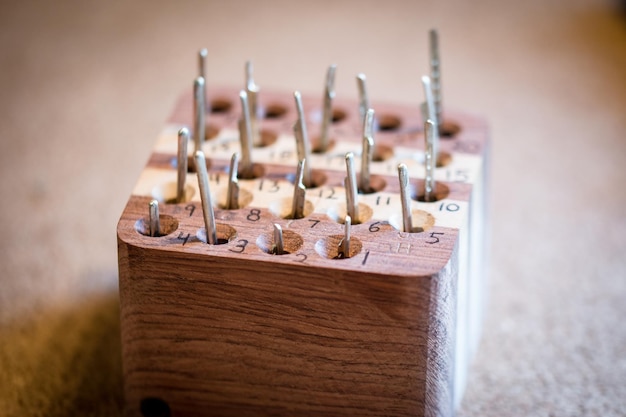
[1,0,625,415]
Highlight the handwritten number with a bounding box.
[426,232,444,244]
[319,187,337,199]
[177,232,191,246]
[259,180,279,193]
[229,239,249,253]
[247,209,261,222]
[295,253,307,263]
[185,204,195,217]
[362,250,370,265]
[439,202,460,212]
[308,219,320,228]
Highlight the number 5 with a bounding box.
[426,232,444,244]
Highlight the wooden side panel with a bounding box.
[119,237,458,416]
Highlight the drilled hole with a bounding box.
[309,170,328,188]
[186,155,211,173]
[436,151,452,168]
[255,129,278,148]
[377,114,402,131]
[332,108,347,123]
[311,137,336,154]
[238,163,266,180]
[315,235,362,259]
[256,229,304,255]
[269,197,315,219]
[388,210,436,233]
[135,215,178,237]
[359,175,386,194]
[264,103,288,119]
[285,170,327,189]
[218,188,253,210]
[204,123,220,141]
[196,223,237,244]
[327,203,373,225]
[140,397,170,417]
[413,181,450,202]
[440,120,461,138]
[210,98,232,113]
[152,182,195,204]
[373,145,394,162]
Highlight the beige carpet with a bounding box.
[1,0,625,415]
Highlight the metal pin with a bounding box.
[194,150,217,244]
[424,120,436,202]
[356,73,369,127]
[318,64,337,152]
[245,61,260,146]
[193,76,206,153]
[176,128,189,203]
[291,158,307,219]
[198,48,208,103]
[226,153,240,209]
[339,214,351,258]
[345,152,359,221]
[198,48,207,78]
[149,199,160,237]
[293,91,312,187]
[238,90,254,178]
[273,223,284,255]
[421,75,439,164]
[360,108,375,193]
[398,164,413,233]
[429,29,442,130]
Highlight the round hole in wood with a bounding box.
[436,151,452,168]
[332,108,347,123]
[218,188,253,210]
[413,181,450,202]
[210,97,232,113]
[264,103,288,119]
[256,228,304,255]
[152,182,195,204]
[388,209,436,233]
[238,163,266,180]
[306,170,327,189]
[285,169,327,189]
[255,129,278,147]
[311,137,336,154]
[186,154,211,173]
[204,123,220,141]
[373,145,394,162]
[135,215,178,237]
[140,397,171,417]
[377,114,402,131]
[315,235,362,259]
[359,175,386,194]
[196,223,237,245]
[327,202,373,225]
[269,197,315,219]
[440,120,461,138]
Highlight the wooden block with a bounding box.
[117,85,489,417]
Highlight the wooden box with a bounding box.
[117,85,488,417]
